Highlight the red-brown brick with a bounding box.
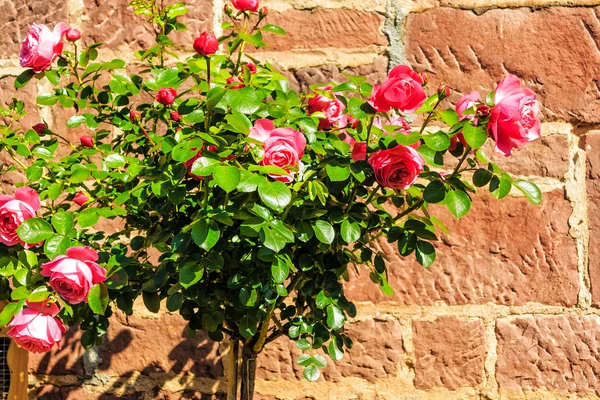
[405,7,600,123]
[496,315,600,396]
[582,131,600,306]
[345,191,578,306]
[412,317,486,390]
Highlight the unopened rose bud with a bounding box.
[224,4,233,15]
[231,0,259,12]
[476,104,490,117]
[193,32,219,56]
[80,135,94,148]
[420,73,428,86]
[65,28,82,42]
[260,6,268,17]
[244,63,257,74]
[73,192,89,206]
[226,76,245,89]
[437,85,451,99]
[156,88,177,105]
[170,111,181,122]
[130,110,141,123]
[32,123,46,135]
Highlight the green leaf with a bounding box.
[166,293,183,312]
[462,124,488,149]
[326,164,351,182]
[78,209,99,228]
[206,87,227,110]
[326,304,345,330]
[271,258,289,283]
[43,235,69,260]
[445,190,471,219]
[51,211,74,236]
[312,354,327,368]
[106,153,127,168]
[439,109,459,126]
[16,218,54,244]
[11,286,30,301]
[226,110,252,134]
[179,263,204,288]
[328,338,344,361]
[225,87,261,114]
[28,286,50,302]
[490,175,512,200]
[67,115,87,128]
[416,240,436,268]
[514,180,542,205]
[237,170,263,193]
[15,69,36,89]
[296,338,311,350]
[423,132,450,151]
[313,220,335,245]
[190,156,221,177]
[26,165,43,181]
[473,169,493,187]
[340,220,361,243]
[142,292,161,313]
[36,93,59,106]
[191,220,220,251]
[0,302,18,326]
[262,24,286,35]
[89,283,109,315]
[213,165,240,193]
[239,315,258,339]
[172,138,203,162]
[258,180,291,213]
[423,181,446,204]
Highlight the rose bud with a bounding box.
[244,63,257,74]
[20,22,70,73]
[65,28,82,42]
[41,247,107,304]
[130,110,141,123]
[232,0,260,12]
[476,104,490,117]
[33,123,47,135]
[80,135,94,148]
[193,32,219,56]
[170,111,181,122]
[438,85,451,99]
[420,72,429,86]
[73,192,89,206]
[156,88,177,105]
[7,301,67,354]
[226,76,245,89]
[224,4,234,16]
[260,6,268,17]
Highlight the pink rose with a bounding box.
[7,301,67,354]
[194,32,219,56]
[450,91,480,151]
[65,28,82,42]
[226,76,245,89]
[170,111,181,122]
[0,188,41,247]
[156,88,177,105]
[244,63,257,74]
[80,135,94,148]
[73,192,89,206]
[308,86,345,130]
[232,0,259,12]
[488,74,541,156]
[20,22,70,73]
[249,120,306,183]
[41,247,106,304]
[368,145,425,190]
[352,143,367,162]
[369,65,426,113]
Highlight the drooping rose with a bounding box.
[32,123,47,135]
[232,0,259,12]
[73,192,89,206]
[156,88,177,105]
[20,23,70,73]
[226,76,245,89]
[65,28,82,42]
[487,75,541,156]
[368,65,426,113]
[450,91,480,151]
[0,188,41,247]
[308,86,345,130]
[41,247,106,304]
[7,301,67,354]
[368,145,425,190]
[249,120,306,183]
[193,32,219,56]
[80,135,94,148]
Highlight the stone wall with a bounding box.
[2,0,599,399]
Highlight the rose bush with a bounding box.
[0,1,542,399]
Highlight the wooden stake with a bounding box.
[6,343,28,400]
[227,338,239,400]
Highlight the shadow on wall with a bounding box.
[30,311,226,399]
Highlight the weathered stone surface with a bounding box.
[259,9,387,52]
[284,55,389,92]
[0,1,68,59]
[98,311,223,378]
[405,7,600,123]
[82,0,213,51]
[29,326,85,376]
[345,191,578,306]
[582,132,600,306]
[257,318,403,383]
[413,317,485,390]
[496,315,600,396]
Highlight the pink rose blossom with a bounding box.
[488,75,541,156]
[73,192,89,206]
[7,301,67,354]
[369,65,426,113]
[368,145,425,190]
[156,88,177,105]
[249,119,275,143]
[41,247,106,304]
[0,188,41,247]
[194,32,219,56]
[307,86,345,130]
[20,22,70,73]
[232,0,259,12]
